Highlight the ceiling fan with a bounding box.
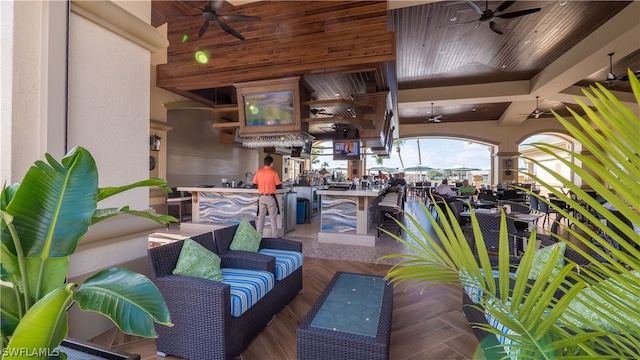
[521,96,551,119]
[604,53,618,85]
[461,0,542,35]
[425,103,444,123]
[602,53,640,84]
[195,0,261,40]
[310,108,334,116]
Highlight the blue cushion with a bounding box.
[486,311,519,360]
[258,249,304,281]
[460,270,502,304]
[221,268,274,317]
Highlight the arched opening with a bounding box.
[518,132,580,194]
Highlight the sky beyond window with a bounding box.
[313,139,494,171]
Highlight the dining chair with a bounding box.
[528,194,539,214]
[538,198,559,228]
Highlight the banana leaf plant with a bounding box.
[381,69,640,359]
[0,146,174,359]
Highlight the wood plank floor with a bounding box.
[90,257,483,360]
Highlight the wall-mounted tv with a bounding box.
[243,91,295,127]
[333,140,360,160]
[235,77,307,136]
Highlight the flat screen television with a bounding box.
[235,77,305,136]
[243,90,295,127]
[333,140,360,160]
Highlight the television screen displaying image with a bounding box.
[243,90,295,126]
[333,140,360,160]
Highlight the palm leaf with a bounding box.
[384,69,640,358]
[73,267,172,337]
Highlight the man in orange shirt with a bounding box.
[253,155,282,237]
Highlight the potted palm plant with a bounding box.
[381,69,640,358]
[1,146,174,359]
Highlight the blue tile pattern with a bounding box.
[320,195,357,232]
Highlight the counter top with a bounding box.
[177,187,291,194]
[317,186,387,197]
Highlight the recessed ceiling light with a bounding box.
[439,50,445,54]
[559,1,567,6]
[501,65,507,69]
[450,17,457,22]
[523,40,531,45]
[334,93,340,97]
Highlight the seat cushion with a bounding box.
[221,268,274,317]
[257,249,304,281]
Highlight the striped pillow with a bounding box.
[221,268,274,317]
[258,249,304,280]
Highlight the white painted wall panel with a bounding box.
[68,14,150,209]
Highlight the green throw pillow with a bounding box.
[230,218,262,252]
[516,242,566,280]
[173,238,223,281]
[561,270,640,332]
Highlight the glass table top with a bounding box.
[310,273,386,337]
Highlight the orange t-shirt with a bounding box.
[253,166,281,195]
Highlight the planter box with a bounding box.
[55,338,140,360]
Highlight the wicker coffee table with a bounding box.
[296,271,393,360]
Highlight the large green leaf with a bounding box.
[4,146,98,258]
[4,284,72,360]
[25,256,68,300]
[92,207,176,226]
[97,178,171,202]
[73,268,172,337]
[0,284,21,340]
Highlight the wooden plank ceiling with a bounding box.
[152,1,639,133]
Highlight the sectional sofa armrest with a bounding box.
[260,237,303,252]
[154,275,231,316]
[218,251,276,273]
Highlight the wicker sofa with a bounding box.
[147,223,303,360]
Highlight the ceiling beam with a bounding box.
[398,80,531,107]
[529,1,640,98]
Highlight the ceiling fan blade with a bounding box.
[458,21,480,39]
[465,0,483,15]
[497,8,541,19]
[216,19,245,40]
[619,70,640,81]
[198,19,210,37]
[489,21,503,35]
[494,1,516,13]
[220,14,261,22]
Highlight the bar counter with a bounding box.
[316,186,388,246]
[177,187,293,238]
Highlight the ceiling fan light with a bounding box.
[195,50,209,64]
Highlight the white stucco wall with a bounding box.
[68,10,149,209]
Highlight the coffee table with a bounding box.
[296,271,393,360]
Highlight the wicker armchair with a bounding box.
[147,227,303,360]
